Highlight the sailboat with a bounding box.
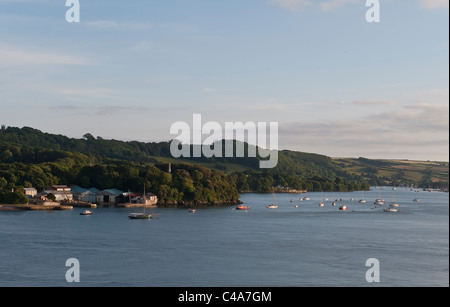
[384,206,398,212]
[358,190,367,203]
[267,188,278,209]
[384,186,399,212]
[129,186,155,219]
[319,191,325,207]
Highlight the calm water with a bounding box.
[0,188,448,287]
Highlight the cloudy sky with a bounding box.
[0,0,448,161]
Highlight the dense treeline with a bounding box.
[1,126,168,163]
[229,170,369,193]
[0,189,29,204]
[0,126,376,205]
[74,162,240,205]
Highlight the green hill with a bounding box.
[1,126,447,203]
[334,157,449,189]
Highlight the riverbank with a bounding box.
[157,200,243,209]
[0,204,73,211]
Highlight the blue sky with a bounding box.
[0,0,448,161]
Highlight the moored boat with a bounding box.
[236,205,250,210]
[128,212,154,219]
[128,185,156,219]
[80,210,92,215]
[339,205,347,211]
[384,207,398,212]
[267,188,278,209]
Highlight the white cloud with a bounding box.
[272,0,449,11]
[269,0,313,11]
[271,0,362,11]
[320,0,360,11]
[279,103,449,160]
[352,99,397,107]
[417,0,449,10]
[0,43,92,66]
[84,20,153,31]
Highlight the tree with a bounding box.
[83,133,95,141]
[47,193,56,202]
[1,150,13,162]
[0,177,7,190]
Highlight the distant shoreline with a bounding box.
[0,204,73,211]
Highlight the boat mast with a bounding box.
[143,184,146,215]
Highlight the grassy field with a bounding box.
[333,158,449,185]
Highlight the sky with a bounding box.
[0,0,448,161]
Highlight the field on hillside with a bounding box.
[333,158,449,187]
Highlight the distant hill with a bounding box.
[334,157,449,189]
[0,126,447,198]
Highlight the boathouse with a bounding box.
[96,189,123,205]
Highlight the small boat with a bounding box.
[236,205,250,210]
[303,197,310,201]
[374,199,384,205]
[188,208,196,213]
[128,185,155,219]
[388,188,399,208]
[80,210,92,215]
[318,202,325,207]
[295,205,299,208]
[267,188,278,209]
[359,191,367,203]
[413,198,420,202]
[332,202,337,206]
[384,207,398,212]
[339,205,347,211]
[128,212,154,219]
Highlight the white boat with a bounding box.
[332,202,337,206]
[384,207,398,212]
[388,186,400,208]
[303,197,310,201]
[359,191,367,203]
[339,205,347,211]
[318,202,325,207]
[128,185,155,220]
[374,199,384,205]
[413,198,420,202]
[267,188,278,209]
[80,210,92,215]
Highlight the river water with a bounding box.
[0,187,448,287]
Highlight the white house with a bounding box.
[44,185,73,201]
[24,188,37,198]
